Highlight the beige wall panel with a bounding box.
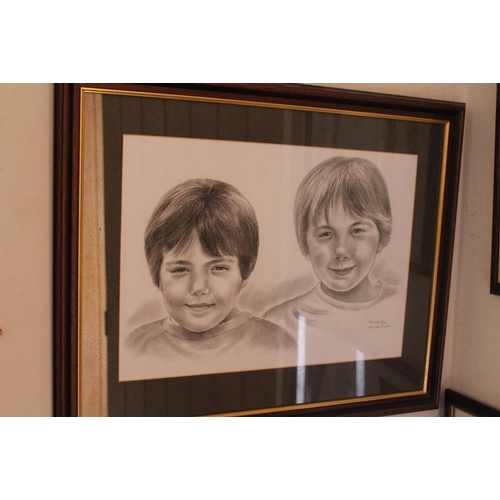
[0,84,53,416]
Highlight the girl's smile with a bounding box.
[306,205,382,302]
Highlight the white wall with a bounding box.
[0,84,53,416]
[448,85,500,404]
[0,83,498,416]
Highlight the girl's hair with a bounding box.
[145,179,259,287]
[294,157,392,256]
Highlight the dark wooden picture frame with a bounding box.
[491,84,500,295]
[53,83,465,416]
[444,389,500,417]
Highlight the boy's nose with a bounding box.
[333,237,350,260]
[190,273,209,295]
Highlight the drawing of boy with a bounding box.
[125,178,296,378]
[264,157,405,366]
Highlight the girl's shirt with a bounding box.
[264,278,405,366]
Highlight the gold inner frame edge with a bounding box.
[77,86,452,416]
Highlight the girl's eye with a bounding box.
[318,231,333,238]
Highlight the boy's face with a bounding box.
[159,236,247,332]
[305,205,382,302]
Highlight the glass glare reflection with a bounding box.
[296,315,306,404]
[356,350,365,397]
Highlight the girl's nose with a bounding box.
[334,236,350,260]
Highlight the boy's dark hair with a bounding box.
[294,157,393,256]
[145,179,259,286]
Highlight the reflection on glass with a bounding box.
[356,350,365,397]
[296,316,306,404]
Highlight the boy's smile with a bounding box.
[329,265,356,277]
[159,237,247,332]
[306,205,382,302]
[186,303,215,311]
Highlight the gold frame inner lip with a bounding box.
[77,85,451,416]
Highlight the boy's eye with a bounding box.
[351,227,366,235]
[171,267,189,274]
[212,265,230,272]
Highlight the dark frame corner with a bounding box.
[444,388,500,417]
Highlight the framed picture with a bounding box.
[54,83,465,416]
[444,389,500,417]
[491,84,500,295]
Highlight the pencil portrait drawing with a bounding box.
[118,136,417,382]
[121,178,296,381]
[264,156,406,366]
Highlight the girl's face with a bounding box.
[305,205,382,302]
